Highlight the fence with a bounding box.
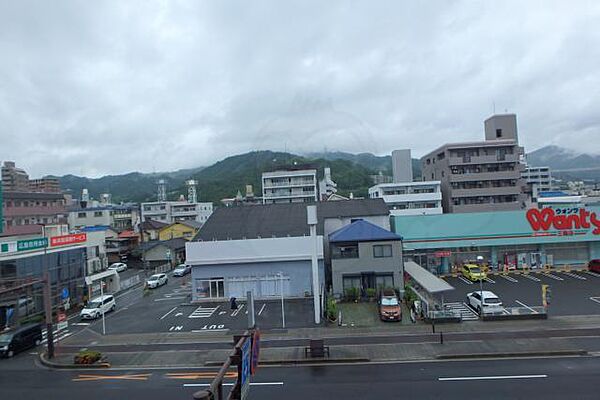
[119,274,143,291]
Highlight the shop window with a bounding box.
[375,274,394,289]
[373,245,393,258]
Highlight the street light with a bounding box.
[100,278,106,335]
[278,272,285,329]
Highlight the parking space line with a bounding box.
[515,300,538,314]
[258,303,266,316]
[521,274,541,282]
[584,271,600,278]
[160,306,177,320]
[498,274,518,282]
[231,303,245,317]
[542,273,564,281]
[457,276,474,285]
[188,306,220,319]
[589,297,600,305]
[562,271,586,280]
[484,277,496,284]
[154,297,186,301]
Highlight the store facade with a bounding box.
[392,205,600,275]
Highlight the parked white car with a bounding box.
[108,263,127,273]
[80,295,116,320]
[466,290,504,315]
[173,264,191,277]
[146,273,168,289]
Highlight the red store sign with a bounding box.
[526,208,600,235]
[50,233,87,247]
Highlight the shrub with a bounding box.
[366,288,377,299]
[344,287,360,302]
[74,350,102,365]
[325,298,338,321]
[404,285,418,305]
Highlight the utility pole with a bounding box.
[42,226,55,358]
[279,272,286,329]
[307,205,321,324]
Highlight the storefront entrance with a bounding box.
[195,278,225,299]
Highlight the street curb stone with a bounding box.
[39,351,111,369]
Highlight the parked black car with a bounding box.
[0,323,43,358]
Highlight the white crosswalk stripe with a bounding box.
[521,274,541,282]
[41,329,72,344]
[561,271,586,280]
[497,274,518,282]
[188,306,219,319]
[444,302,479,321]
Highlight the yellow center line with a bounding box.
[72,373,152,382]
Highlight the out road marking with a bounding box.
[72,373,151,382]
[457,276,474,285]
[183,382,284,387]
[438,374,547,382]
[515,300,538,314]
[160,307,177,320]
[522,274,541,282]
[258,303,267,316]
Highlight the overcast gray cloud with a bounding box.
[1,1,599,177]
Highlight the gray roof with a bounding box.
[139,238,187,253]
[404,261,454,294]
[4,191,65,200]
[194,198,389,241]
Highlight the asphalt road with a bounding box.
[2,355,600,399]
[443,270,600,316]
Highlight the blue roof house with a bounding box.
[329,219,404,298]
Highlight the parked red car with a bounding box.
[588,260,600,273]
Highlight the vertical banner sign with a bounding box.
[240,338,251,400]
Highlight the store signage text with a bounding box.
[50,233,87,247]
[18,238,49,251]
[526,208,600,235]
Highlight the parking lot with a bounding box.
[85,275,317,336]
[442,269,600,318]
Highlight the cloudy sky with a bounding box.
[1,1,599,178]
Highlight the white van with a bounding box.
[80,295,116,320]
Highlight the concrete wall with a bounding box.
[331,240,403,296]
[191,260,325,300]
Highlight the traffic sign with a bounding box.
[251,329,261,375]
[61,287,69,300]
[240,337,251,399]
[57,321,68,332]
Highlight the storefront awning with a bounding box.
[404,261,454,294]
[85,270,118,285]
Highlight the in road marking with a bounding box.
[498,274,518,282]
[169,325,183,331]
[160,306,178,320]
[73,373,151,382]
[562,271,586,280]
[183,382,284,387]
[543,273,564,281]
[515,300,538,314]
[438,374,547,381]
[258,303,267,316]
[457,276,474,285]
[521,274,541,282]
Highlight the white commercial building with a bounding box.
[141,201,213,224]
[262,169,318,204]
[368,181,443,216]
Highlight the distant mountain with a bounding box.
[526,145,600,181]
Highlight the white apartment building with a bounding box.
[522,166,553,199]
[141,201,213,224]
[368,181,443,216]
[67,204,140,232]
[262,169,318,204]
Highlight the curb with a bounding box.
[436,349,588,360]
[39,352,111,369]
[204,357,370,367]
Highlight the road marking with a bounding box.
[584,271,600,278]
[439,374,547,381]
[72,322,91,326]
[258,303,267,316]
[562,271,586,280]
[457,276,474,285]
[589,297,600,305]
[542,273,564,281]
[160,307,178,320]
[166,372,237,379]
[191,328,229,333]
[484,277,496,284]
[175,312,184,317]
[183,382,284,387]
[73,373,151,382]
[169,325,184,331]
[231,303,245,317]
[154,297,186,301]
[443,302,479,321]
[515,300,538,314]
[498,274,518,282]
[189,306,220,319]
[219,311,228,315]
[41,330,72,344]
[521,274,541,282]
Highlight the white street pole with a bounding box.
[279,272,285,329]
[100,279,106,335]
[307,205,321,324]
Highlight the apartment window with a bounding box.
[332,245,359,259]
[441,171,445,178]
[496,129,502,138]
[431,173,434,180]
[77,212,86,218]
[373,245,392,258]
[94,211,103,217]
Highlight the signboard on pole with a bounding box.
[57,321,68,332]
[61,287,69,300]
[50,233,86,247]
[240,338,251,399]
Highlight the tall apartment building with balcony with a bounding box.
[262,169,318,204]
[522,166,553,201]
[421,114,527,213]
[141,201,213,224]
[2,161,30,192]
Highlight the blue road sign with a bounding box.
[240,338,251,399]
[61,287,69,300]
[6,308,14,322]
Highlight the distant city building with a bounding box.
[522,166,553,200]
[28,177,61,193]
[221,185,263,207]
[319,168,338,201]
[141,200,213,224]
[370,172,393,185]
[392,149,413,183]
[67,204,140,232]
[421,114,527,213]
[1,191,67,233]
[2,161,30,192]
[262,168,318,204]
[369,181,442,216]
